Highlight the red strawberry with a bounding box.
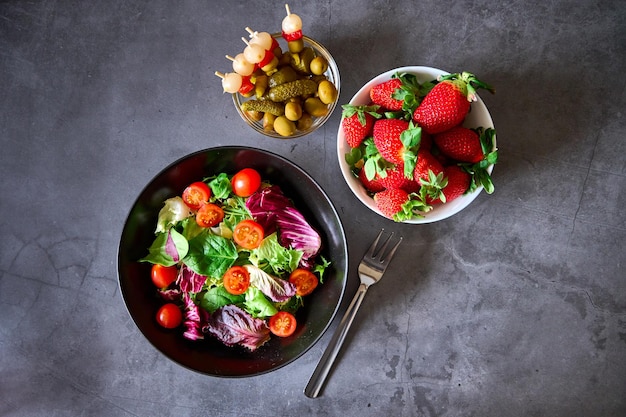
[413,72,494,134]
[430,165,471,204]
[374,188,410,219]
[358,167,385,193]
[434,126,483,163]
[372,119,409,164]
[420,132,433,151]
[378,164,420,193]
[341,105,381,148]
[412,150,444,184]
[372,119,422,179]
[370,78,404,111]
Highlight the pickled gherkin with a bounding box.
[268,66,298,88]
[241,99,285,116]
[268,79,317,102]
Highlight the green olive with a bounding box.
[245,110,263,122]
[304,97,329,118]
[310,56,329,75]
[285,101,303,121]
[317,80,338,105]
[273,116,297,137]
[297,113,314,131]
[263,113,276,132]
[288,39,304,53]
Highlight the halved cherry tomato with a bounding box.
[233,219,264,249]
[196,203,224,227]
[182,181,211,210]
[223,266,250,295]
[289,268,319,296]
[151,264,178,289]
[269,311,297,337]
[231,168,262,197]
[156,303,183,329]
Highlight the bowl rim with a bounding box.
[232,34,341,139]
[117,145,349,376]
[336,65,496,224]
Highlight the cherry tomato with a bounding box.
[233,219,264,249]
[156,303,183,329]
[269,311,297,337]
[231,168,262,197]
[151,264,178,289]
[289,268,319,296]
[182,181,211,210]
[223,266,251,295]
[196,203,224,228]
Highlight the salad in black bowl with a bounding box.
[117,147,348,377]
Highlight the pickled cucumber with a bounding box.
[268,66,298,88]
[241,99,285,116]
[290,47,316,74]
[268,79,317,102]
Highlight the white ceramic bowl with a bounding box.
[336,66,496,224]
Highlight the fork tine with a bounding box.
[382,236,402,263]
[365,229,386,258]
[368,229,402,262]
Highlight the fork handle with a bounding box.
[304,282,369,398]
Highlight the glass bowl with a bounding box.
[233,34,340,139]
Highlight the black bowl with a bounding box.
[117,146,348,377]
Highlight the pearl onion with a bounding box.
[232,53,254,76]
[282,13,302,33]
[243,43,265,64]
[250,31,273,50]
[221,72,242,94]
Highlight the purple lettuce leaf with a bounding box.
[245,185,293,234]
[276,207,321,269]
[245,186,322,269]
[177,264,208,293]
[203,304,270,351]
[182,293,208,341]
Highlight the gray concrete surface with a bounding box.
[1,1,625,416]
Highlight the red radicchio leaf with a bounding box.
[203,304,270,351]
[182,293,208,341]
[177,264,207,293]
[165,230,180,262]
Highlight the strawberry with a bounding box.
[413,72,494,134]
[374,188,410,220]
[358,167,385,193]
[434,126,484,163]
[373,119,408,164]
[341,105,381,148]
[372,119,422,178]
[378,164,420,193]
[412,150,444,184]
[430,165,471,204]
[370,78,404,111]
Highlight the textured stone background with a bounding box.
[1,1,625,416]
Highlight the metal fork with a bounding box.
[304,229,402,398]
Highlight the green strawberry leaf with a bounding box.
[344,147,363,167]
[391,72,435,115]
[341,104,381,122]
[399,121,422,178]
[357,137,392,181]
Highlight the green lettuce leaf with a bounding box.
[199,285,244,314]
[140,228,188,266]
[183,230,238,278]
[248,232,302,275]
[244,288,278,318]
